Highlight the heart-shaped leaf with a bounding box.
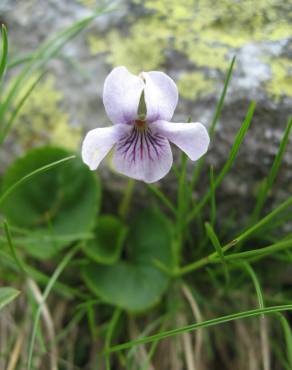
[82,208,173,312]
[1,146,101,258]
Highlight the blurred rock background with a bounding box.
[0,0,291,216]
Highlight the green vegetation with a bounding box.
[0,4,291,370]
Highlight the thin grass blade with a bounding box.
[251,116,292,222]
[105,308,122,370]
[276,313,292,368]
[3,220,27,275]
[209,166,216,227]
[205,222,229,283]
[106,304,292,353]
[0,24,8,82]
[0,6,112,139]
[0,72,45,144]
[187,101,256,225]
[0,287,20,311]
[241,262,270,369]
[0,155,75,207]
[147,184,176,215]
[219,238,292,262]
[191,56,236,189]
[241,261,264,307]
[27,245,79,370]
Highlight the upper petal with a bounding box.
[82,124,130,170]
[103,66,145,124]
[151,120,210,161]
[112,127,173,183]
[143,71,178,122]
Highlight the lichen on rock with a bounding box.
[265,57,292,100]
[87,0,292,100]
[177,71,215,100]
[11,75,81,151]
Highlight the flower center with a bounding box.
[135,119,146,129]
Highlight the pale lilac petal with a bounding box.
[151,120,210,161]
[112,127,173,183]
[103,66,145,124]
[82,124,131,170]
[142,71,178,122]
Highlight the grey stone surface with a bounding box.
[1,0,291,218]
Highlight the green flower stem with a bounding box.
[118,178,135,220]
[174,118,192,268]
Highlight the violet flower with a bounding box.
[82,66,210,183]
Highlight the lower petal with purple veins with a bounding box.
[112,127,173,183]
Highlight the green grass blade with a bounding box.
[3,220,27,275]
[242,262,271,369]
[251,116,292,221]
[0,248,82,299]
[187,101,256,225]
[209,166,216,227]
[87,304,97,340]
[0,72,45,144]
[205,222,229,283]
[8,53,35,69]
[236,196,292,244]
[276,313,292,368]
[29,5,114,67]
[208,56,237,139]
[147,184,176,216]
[204,223,218,247]
[178,194,292,276]
[0,7,111,138]
[242,261,264,307]
[27,245,79,370]
[0,24,8,82]
[191,56,236,189]
[0,287,20,311]
[105,308,122,370]
[176,218,292,276]
[0,155,75,207]
[141,341,159,370]
[105,304,292,353]
[212,102,256,192]
[0,20,84,121]
[221,238,292,262]
[185,170,292,275]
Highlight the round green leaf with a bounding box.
[82,208,173,312]
[1,146,101,258]
[83,215,128,265]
